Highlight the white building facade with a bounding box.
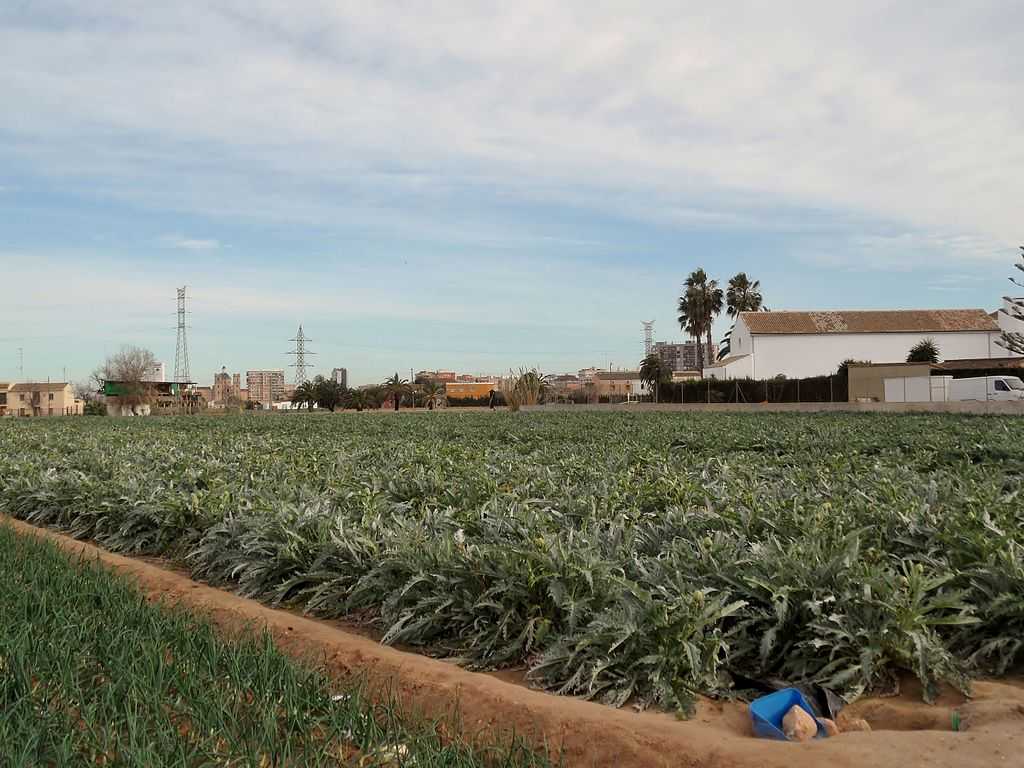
[706,309,1003,380]
[143,362,166,382]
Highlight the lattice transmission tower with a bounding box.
[174,287,191,384]
[288,325,315,385]
[642,320,654,357]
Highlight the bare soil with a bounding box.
[6,515,1023,768]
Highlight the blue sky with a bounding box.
[1,2,1021,386]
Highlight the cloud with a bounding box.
[159,234,221,251]
[0,1,1021,261]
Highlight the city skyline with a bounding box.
[2,3,1021,385]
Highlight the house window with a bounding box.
[48,393,54,401]
[19,393,25,401]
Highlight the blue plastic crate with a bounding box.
[749,687,827,741]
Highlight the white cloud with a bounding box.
[0,2,1021,262]
[159,235,221,251]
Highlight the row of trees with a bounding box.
[290,373,451,412]
[677,270,764,376]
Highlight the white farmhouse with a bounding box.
[706,309,1002,380]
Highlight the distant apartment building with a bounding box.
[144,362,166,382]
[549,374,582,392]
[6,382,84,417]
[246,369,286,406]
[331,367,348,388]
[417,370,482,383]
[212,367,242,405]
[577,367,605,383]
[0,382,9,416]
[652,340,715,371]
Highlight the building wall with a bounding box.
[331,367,348,388]
[653,341,714,371]
[848,363,933,402]
[8,383,83,416]
[705,355,753,380]
[590,375,649,399]
[246,370,286,406]
[143,362,166,382]
[212,369,242,405]
[445,382,496,399]
[729,316,1001,379]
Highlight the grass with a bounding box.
[0,524,550,767]
[1,411,1023,715]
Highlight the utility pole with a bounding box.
[287,325,315,385]
[17,347,23,381]
[174,287,191,385]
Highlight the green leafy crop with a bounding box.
[1,411,1022,715]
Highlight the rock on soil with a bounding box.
[783,705,818,742]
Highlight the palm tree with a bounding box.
[382,373,409,412]
[291,380,316,411]
[726,273,763,318]
[346,389,370,412]
[313,377,344,411]
[907,338,940,363]
[421,380,445,410]
[997,245,1024,355]
[677,269,724,375]
[639,353,670,403]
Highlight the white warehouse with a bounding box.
[706,309,1003,380]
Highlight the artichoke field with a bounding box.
[1,412,1022,714]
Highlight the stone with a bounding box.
[820,717,840,737]
[837,712,872,732]
[783,704,818,742]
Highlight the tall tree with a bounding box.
[639,353,670,403]
[93,345,158,412]
[382,373,409,412]
[726,272,763,317]
[677,269,723,375]
[997,245,1024,356]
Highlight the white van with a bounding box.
[948,376,1024,402]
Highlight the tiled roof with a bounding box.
[593,371,642,381]
[9,382,70,392]
[705,354,751,369]
[739,309,999,335]
[936,357,1024,372]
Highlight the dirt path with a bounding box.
[6,515,1022,768]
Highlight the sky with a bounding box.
[1,2,1022,386]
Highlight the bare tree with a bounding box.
[94,345,158,410]
[73,379,99,402]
